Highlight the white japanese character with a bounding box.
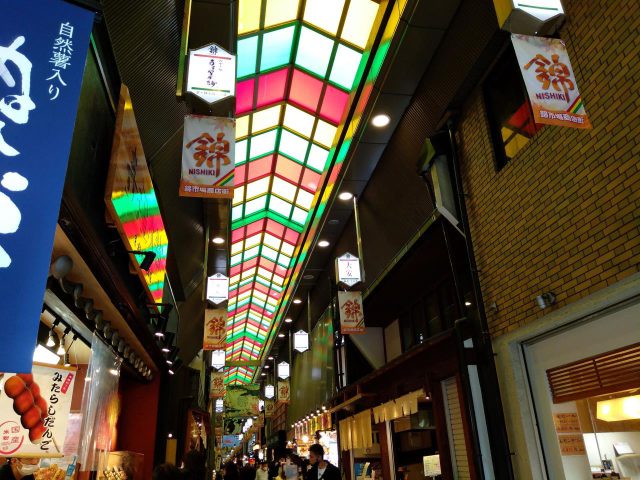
[53,37,73,55]
[49,51,71,69]
[46,69,67,86]
[48,84,60,100]
[0,172,28,268]
[0,36,36,157]
[59,22,74,38]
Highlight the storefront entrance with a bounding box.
[523,299,640,479]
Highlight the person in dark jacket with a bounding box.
[0,458,39,480]
[182,450,207,480]
[307,445,340,480]
[223,461,240,480]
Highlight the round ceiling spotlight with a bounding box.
[268,356,274,361]
[371,114,390,127]
[318,240,330,248]
[338,192,353,201]
[284,318,293,324]
[293,298,302,304]
[278,333,286,338]
[303,274,314,280]
[328,219,340,225]
[212,237,225,244]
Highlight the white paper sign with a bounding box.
[0,363,77,457]
[336,252,362,287]
[423,455,441,477]
[207,273,230,305]
[186,43,236,104]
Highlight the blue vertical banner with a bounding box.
[0,1,94,372]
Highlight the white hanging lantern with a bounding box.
[211,349,226,370]
[294,330,309,353]
[264,384,275,399]
[278,361,290,379]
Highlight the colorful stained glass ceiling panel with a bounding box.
[227,0,386,385]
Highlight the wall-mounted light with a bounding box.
[536,292,556,309]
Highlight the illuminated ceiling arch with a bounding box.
[226,0,403,384]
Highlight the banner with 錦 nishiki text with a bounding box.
[0,363,77,457]
[0,0,94,372]
[338,291,366,334]
[203,308,227,351]
[180,115,235,198]
[512,34,591,129]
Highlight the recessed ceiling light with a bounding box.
[338,192,353,201]
[264,364,270,369]
[293,298,302,304]
[278,333,285,338]
[261,372,266,376]
[328,219,340,225]
[465,301,472,306]
[318,240,330,248]
[268,356,274,360]
[371,114,390,127]
[303,274,314,280]
[284,318,293,323]
[212,237,225,244]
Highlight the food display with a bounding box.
[34,464,66,480]
[3,373,49,444]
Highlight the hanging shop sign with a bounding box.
[225,385,260,418]
[493,0,564,35]
[105,84,169,307]
[277,361,290,380]
[338,291,366,334]
[335,252,362,288]
[207,273,230,305]
[264,384,275,400]
[210,371,226,399]
[186,43,236,104]
[211,349,226,370]
[294,330,309,353]
[222,435,240,448]
[203,308,227,351]
[264,400,275,418]
[277,381,290,404]
[215,399,224,413]
[512,34,591,129]
[180,115,235,198]
[0,363,77,457]
[0,1,94,372]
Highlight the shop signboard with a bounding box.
[180,115,235,198]
[293,330,309,353]
[105,84,169,307]
[338,291,366,334]
[423,455,441,477]
[203,308,227,351]
[222,435,240,448]
[209,371,226,399]
[186,43,235,104]
[512,34,591,129]
[224,385,260,418]
[277,380,290,404]
[0,0,94,372]
[207,273,229,305]
[335,252,362,288]
[264,400,275,418]
[0,363,77,457]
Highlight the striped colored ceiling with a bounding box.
[226,0,401,384]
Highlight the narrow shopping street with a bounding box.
[0,0,639,479]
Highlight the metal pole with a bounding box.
[353,195,365,282]
[307,292,312,334]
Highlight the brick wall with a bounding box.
[458,0,640,337]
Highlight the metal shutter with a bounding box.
[442,377,471,480]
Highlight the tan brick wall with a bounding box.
[458,0,640,338]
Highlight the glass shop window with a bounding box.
[483,45,542,170]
